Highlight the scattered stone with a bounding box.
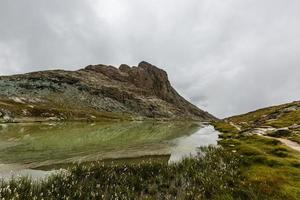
[270,128,292,137]
[47,117,61,121]
[3,115,13,122]
[283,106,298,112]
[9,96,25,103]
[22,109,29,115]
[278,127,290,131]
[289,124,300,129]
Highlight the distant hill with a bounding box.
[219,101,300,143]
[226,101,300,129]
[0,61,216,123]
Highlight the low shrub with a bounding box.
[1,146,296,200]
[270,147,288,158]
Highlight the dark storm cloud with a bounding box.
[0,0,300,118]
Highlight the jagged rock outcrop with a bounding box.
[0,61,216,122]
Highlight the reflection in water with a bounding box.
[169,125,219,163]
[0,164,56,180]
[0,122,219,179]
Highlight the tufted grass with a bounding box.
[0,146,286,200]
[215,121,300,200]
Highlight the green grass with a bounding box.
[289,131,300,143]
[213,122,238,134]
[215,122,300,200]
[0,146,285,200]
[0,97,134,123]
[225,101,300,130]
[266,110,300,128]
[213,121,239,139]
[226,106,280,129]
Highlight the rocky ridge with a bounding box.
[0,61,216,122]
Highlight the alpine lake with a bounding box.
[0,121,219,179]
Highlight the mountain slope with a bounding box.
[222,101,300,143]
[0,61,216,122]
[226,101,300,128]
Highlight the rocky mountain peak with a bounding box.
[83,62,172,101]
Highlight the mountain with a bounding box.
[0,61,216,123]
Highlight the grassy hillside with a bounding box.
[0,96,135,123]
[214,101,300,199]
[214,100,300,145]
[225,101,300,143]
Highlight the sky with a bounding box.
[0,0,300,118]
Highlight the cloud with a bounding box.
[0,0,300,118]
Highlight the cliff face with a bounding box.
[0,61,216,122]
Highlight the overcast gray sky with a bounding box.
[0,0,300,118]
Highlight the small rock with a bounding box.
[3,115,11,121]
[22,109,29,115]
[289,124,300,129]
[47,117,60,121]
[278,127,290,131]
[3,115,12,122]
[283,106,298,112]
[271,128,291,137]
[10,96,25,103]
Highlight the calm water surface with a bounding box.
[0,121,219,179]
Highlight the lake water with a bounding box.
[0,121,219,179]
